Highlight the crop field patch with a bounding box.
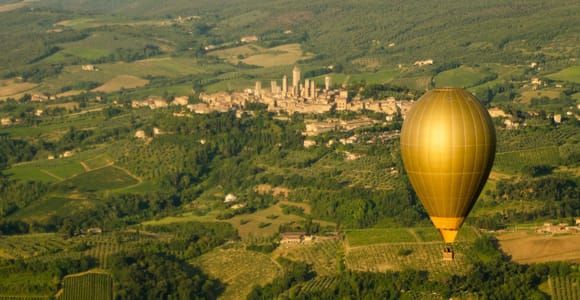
[0,271,55,299]
[497,231,580,264]
[0,79,38,98]
[545,276,580,300]
[42,58,232,93]
[276,240,342,276]
[494,146,561,172]
[193,248,281,300]
[58,271,113,300]
[60,166,139,192]
[346,227,478,247]
[8,159,86,182]
[345,242,470,277]
[0,233,70,260]
[210,43,312,67]
[8,197,96,221]
[391,75,432,90]
[92,75,149,93]
[434,66,496,88]
[56,17,165,30]
[547,66,580,84]
[0,0,30,13]
[519,89,563,103]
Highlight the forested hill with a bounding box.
[35,0,580,65]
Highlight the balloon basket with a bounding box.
[442,246,454,261]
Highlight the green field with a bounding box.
[193,248,281,300]
[9,159,85,182]
[58,271,113,300]
[0,272,55,299]
[59,166,139,192]
[42,58,233,93]
[495,146,561,173]
[390,75,432,90]
[547,66,580,83]
[435,66,495,88]
[143,201,332,239]
[346,227,479,247]
[345,242,470,277]
[276,240,342,276]
[545,276,580,300]
[43,31,170,63]
[312,69,399,87]
[8,196,96,221]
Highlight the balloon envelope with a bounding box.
[400,88,496,243]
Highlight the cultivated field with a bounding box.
[345,227,479,247]
[312,69,399,86]
[193,248,281,300]
[497,231,580,263]
[144,201,334,239]
[0,79,38,98]
[210,43,312,67]
[494,146,561,173]
[390,75,432,90]
[434,66,495,88]
[345,242,470,276]
[275,240,342,276]
[92,75,149,93]
[519,88,563,103]
[42,58,231,93]
[545,276,580,300]
[547,66,580,83]
[56,17,165,30]
[60,166,140,192]
[0,0,32,13]
[57,270,113,300]
[0,233,71,260]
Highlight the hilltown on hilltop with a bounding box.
[187,66,414,117]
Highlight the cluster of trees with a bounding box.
[93,44,162,64]
[109,251,222,300]
[495,176,577,202]
[0,256,96,295]
[359,83,420,101]
[0,178,49,218]
[0,136,38,169]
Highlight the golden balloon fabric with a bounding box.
[400,88,496,243]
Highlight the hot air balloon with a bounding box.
[400,88,496,259]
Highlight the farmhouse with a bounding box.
[224,193,238,203]
[81,65,96,71]
[1,117,13,126]
[280,232,305,244]
[303,140,316,148]
[134,130,147,139]
[241,35,258,43]
[488,107,509,118]
[536,222,580,234]
[83,227,103,234]
[31,94,49,102]
[280,232,315,244]
[413,59,434,66]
